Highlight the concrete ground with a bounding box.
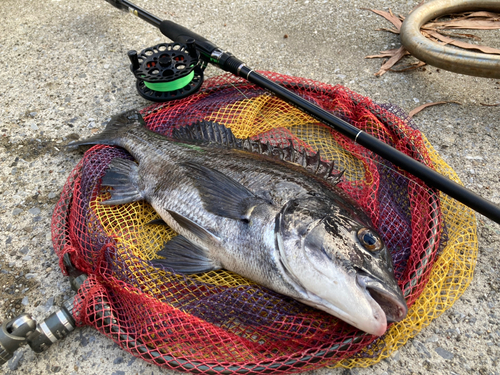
[0,0,499,374]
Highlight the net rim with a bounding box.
[51,72,476,373]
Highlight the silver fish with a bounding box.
[70,110,407,336]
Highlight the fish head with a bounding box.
[275,194,407,336]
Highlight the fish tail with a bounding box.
[67,109,144,148]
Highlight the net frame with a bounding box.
[51,72,477,373]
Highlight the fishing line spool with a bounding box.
[128,39,207,102]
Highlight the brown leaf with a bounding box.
[435,31,482,41]
[375,27,400,34]
[366,48,403,59]
[425,30,500,55]
[389,61,426,72]
[465,11,499,18]
[365,8,402,32]
[365,6,500,75]
[374,46,409,76]
[424,19,500,30]
[409,101,461,118]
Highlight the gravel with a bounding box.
[7,351,24,371]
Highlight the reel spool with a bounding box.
[128,39,206,102]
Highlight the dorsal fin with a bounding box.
[173,120,343,184]
[172,120,241,148]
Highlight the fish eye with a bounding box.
[357,228,383,252]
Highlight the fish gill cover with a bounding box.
[51,72,477,373]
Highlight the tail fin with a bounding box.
[67,110,145,148]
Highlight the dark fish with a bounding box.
[70,110,407,336]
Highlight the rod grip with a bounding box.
[159,20,218,59]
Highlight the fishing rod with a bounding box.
[104,0,500,225]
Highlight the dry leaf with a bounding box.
[480,102,500,106]
[366,48,403,59]
[365,8,402,32]
[374,46,409,76]
[436,31,482,41]
[365,7,500,75]
[389,61,426,72]
[409,101,461,118]
[375,27,400,34]
[462,11,499,19]
[424,19,500,30]
[425,30,500,55]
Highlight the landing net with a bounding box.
[51,72,477,373]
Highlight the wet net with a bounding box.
[51,72,478,373]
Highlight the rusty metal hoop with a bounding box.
[400,0,500,78]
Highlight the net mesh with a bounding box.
[51,72,477,373]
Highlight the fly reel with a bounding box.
[128,39,206,102]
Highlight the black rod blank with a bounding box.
[243,69,500,224]
[104,0,500,225]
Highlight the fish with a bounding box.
[69,109,408,336]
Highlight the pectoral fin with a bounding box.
[100,158,144,205]
[152,235,220,274]
[145,211,219,245]
[182,162,269,221]
[166,209,219,244]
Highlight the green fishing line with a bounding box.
[144,71,195,92]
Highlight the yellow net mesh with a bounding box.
[53,72,477,373]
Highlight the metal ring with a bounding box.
[400,0,500,78]
[39,322,58,343]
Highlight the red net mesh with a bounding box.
[51,72,476,373]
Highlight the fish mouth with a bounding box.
[357,273,408,324]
